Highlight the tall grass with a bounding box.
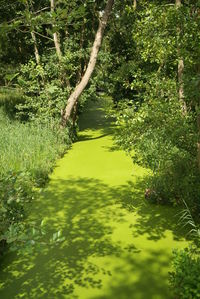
[0,87,23,103]
[0,88,24,117]
[0,105,70,251]
[0,108,69,184]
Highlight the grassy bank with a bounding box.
[0,108,69,182]
[0,107,70,252]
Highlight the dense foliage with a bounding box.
[107,1,200,217]
[0,0,107,252]
[106,1,200,297]
[170,247,200,299]
[0,0,200,296]
[0,106,69,252]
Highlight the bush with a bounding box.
[113,82,200,215]
[169,247,200,299]
[16,58,69,122]
[0,172,34,248]
[15,55,102,123]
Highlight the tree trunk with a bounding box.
[196,63,200,170]
[26,4,46,87]
[176,0,187,114]
[133,0,137,9]
[50,0,62,61]
[51,0,71,88]
[31,31,40,65]
[77,22,86,83]
[177,57,186,112]
[197,115,200,170]
[26,1,40,65]
[61,0,114,127]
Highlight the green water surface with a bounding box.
[0,99,187,298]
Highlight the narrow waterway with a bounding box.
[0,99,187,298]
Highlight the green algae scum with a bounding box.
[0,99,187,298]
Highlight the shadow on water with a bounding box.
[115,179,189,242]
[90,249,172,299]
[0,176,187,298]
[77,133,109,142]
[0,99,187,298]
[78,100,116,136]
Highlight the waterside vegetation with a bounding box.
[0,0,200,297]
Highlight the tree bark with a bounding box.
[197,115,200,170]
[177,57,186,112]
[50,0,62,61]
[133,0,137,9]
[31,31,40,65]
[61,0,114,127]
[77,22,86,83]
[26,2,40,65]
[196,63,200,170]
[176,0,187,114]
[51,0,71,88]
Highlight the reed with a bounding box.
[0,108,68,185]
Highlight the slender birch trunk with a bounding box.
[50,0,62,61]
[61,0,114,127]
[77,23,86,83]
[31,31,40,65]
[176,0,187,114]
[26,2,40,65]
[197,115,200,170]
[196,63,200,170]
[50,0,71,88]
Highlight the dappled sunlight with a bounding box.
[0,176,187,299]
[89,249,172,299]
[0,99,188,298]
[114,180,188,242]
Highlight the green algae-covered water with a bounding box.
[0,99,187,298]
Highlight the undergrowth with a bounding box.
[0,107,71,253]
[0,108,69,184]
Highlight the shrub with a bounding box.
[113,85,200,214]
[0,172,34,248]
[169,247,200,299]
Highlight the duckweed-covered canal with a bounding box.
[0,100,187,298]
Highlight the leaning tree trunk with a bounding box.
[61,0,114,127]
[176,0,187,114]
